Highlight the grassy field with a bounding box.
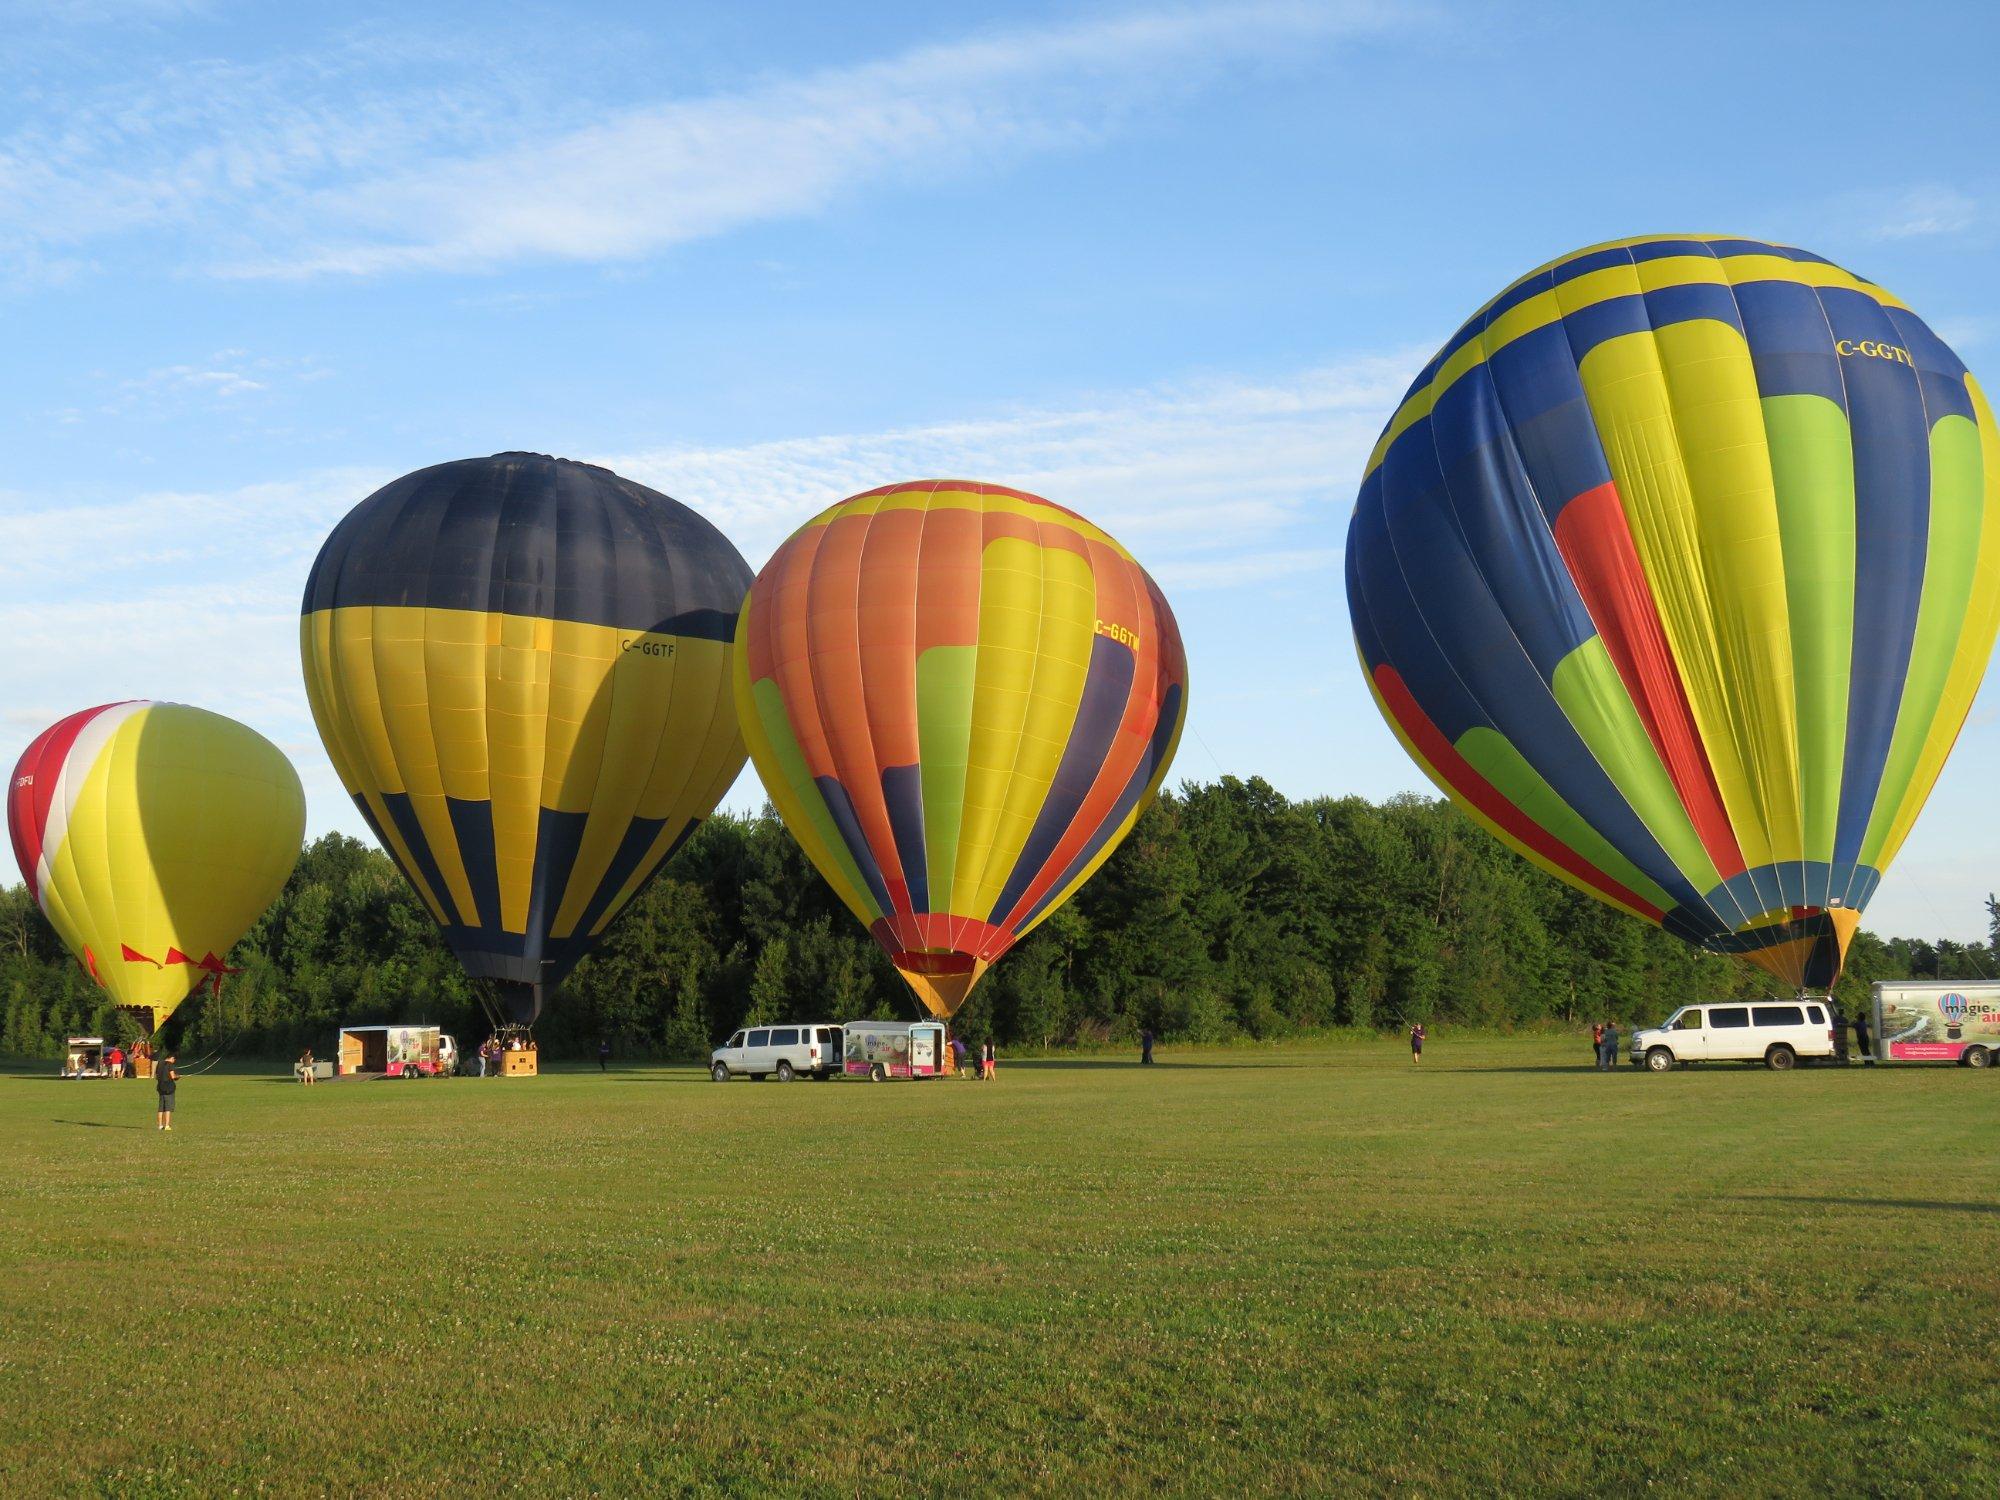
[2,1037,1997,1497]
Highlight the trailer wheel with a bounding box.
[870,1063,887,1083]
[776,1060,796,1082]
[711,1062,731,1083]
[1765,1044,1796,1071]
[1964,1046,1991,1070]
[1645,1047,1676,1073]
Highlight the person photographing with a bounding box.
[155,1053,179,1131]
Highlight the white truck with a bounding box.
[1872,981,2000,1067]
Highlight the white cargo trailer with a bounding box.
[842,1020,948,1081]
[1871,981,2000,1067]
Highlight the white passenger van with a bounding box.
[1629,999,1836,1071]
[710,1024,843,1082]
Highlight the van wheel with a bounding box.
[1765,1045,1796,1071]
[711,1062,731,1083]
[776,1061,795,1083]
[1645,1047,1676,1073]
[870,1063,887,1083]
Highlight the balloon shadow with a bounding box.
[53,1119,144,1129]
[1000,1059,1303,1072]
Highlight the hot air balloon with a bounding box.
[7,701,305,1032]
[1349,235,2000,991]
[300,453,753,1027]
[735,481,1189,1017]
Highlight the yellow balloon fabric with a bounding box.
[299,454,754,1025]
[7,701,306,1031]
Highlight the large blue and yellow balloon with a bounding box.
[1349,235,2000,989]
[301,453,753,1025]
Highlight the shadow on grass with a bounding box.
[1000,1059,1299,1071]
[1734,1194,1999,1216]
[53,1119,143,1130]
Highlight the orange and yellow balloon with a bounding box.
[7,701,306,1031]
[735,481,1189,1017]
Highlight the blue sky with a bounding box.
[3,0,1996,939]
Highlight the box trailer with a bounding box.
[336,1024,457,1077]
[1872,981,2000,1067]
[842,1020,948,1081]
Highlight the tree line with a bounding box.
[4,777,1996,1060]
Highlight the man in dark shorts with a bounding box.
[1852,1009,1875,1066]
[1140,1028,1155,1066]
[1409,1023,1425,1062]
[598,1037,611,1072]
[155,1054,179,1130]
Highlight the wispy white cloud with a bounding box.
[0,2,1416,283]
[1869,183,1980,241]
[0,352,1412,820]
[257,2,1406,278]
[609,353,1417,576]
[100,350,332,414]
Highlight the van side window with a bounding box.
[1752,1005,1805,1027]
[1807,1005,1825,1025]
[1675,1011,1702,1031]
[728,1032,745,1048]
[747,1029,770,1047]
[772,1028,799,1046]
[1709,1007,1750,1028]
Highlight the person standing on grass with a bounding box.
[1140,1028,1155,1066]
[1409,1022,1426,1062]
[1601,1020,1620,1070]
[1852,1009,1875,1066]
[950,1035,968,1075]
[598,1037,611,1073]
[1829,1006,1850,1065]
[981,1039,996,1080]
[1590,1020,1605,1068]
[155,1054,179,1131]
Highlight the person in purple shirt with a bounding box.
[1409,1023,1426,1063]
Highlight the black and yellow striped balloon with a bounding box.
[300,453,753,1025]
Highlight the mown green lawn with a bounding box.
[1,1036,1996,1497]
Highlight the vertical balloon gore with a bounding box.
[7,701,306,1032]
[300,453,754,1026]
[1349,235,2000,991]
[735,481,1190,1018]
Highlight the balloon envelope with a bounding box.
[300,453,753,1024]
[735,481,1189,1016]
[7,701,305,1030]
[1348,235,2000,989]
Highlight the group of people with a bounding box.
[474,1035,533,1076]
[1590,1020,1622,1069]
[1831,1007,1876,1065]
[79,1041,151,1078]
[948,1036,997,1078]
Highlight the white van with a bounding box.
[1629,1000,1836,1071]
[710,1024,843,1082]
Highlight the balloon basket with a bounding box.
[499,1044,539,1078]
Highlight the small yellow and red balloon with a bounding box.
[8,701,305,1032]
